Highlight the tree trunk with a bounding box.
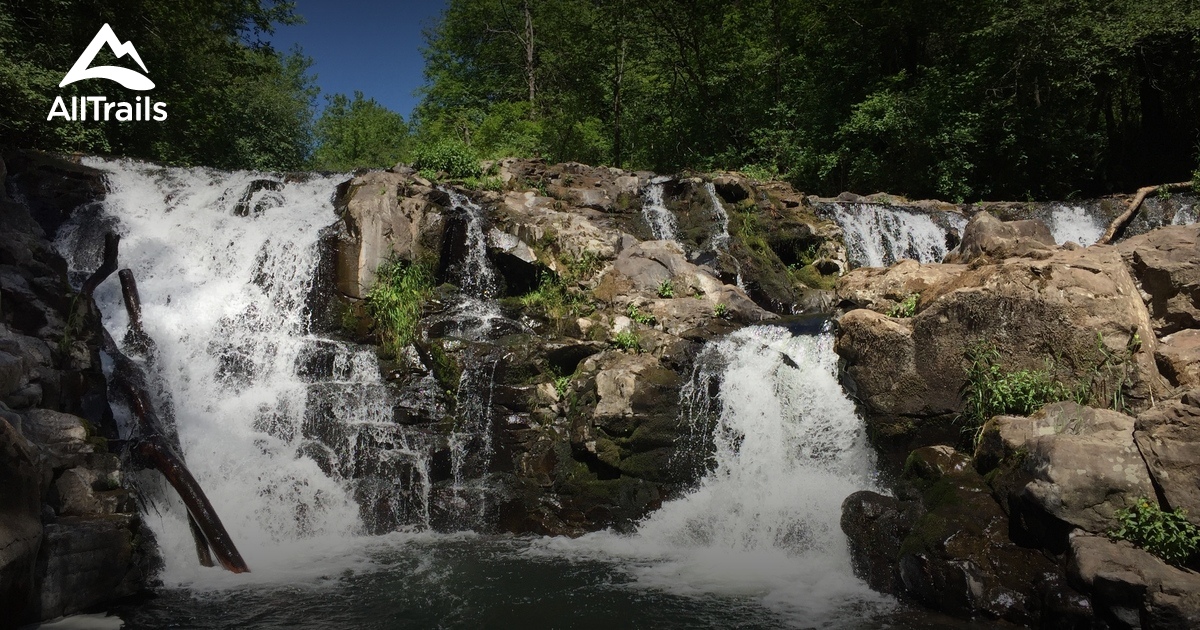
[1096,182,1193,245]
[525,0,536,115]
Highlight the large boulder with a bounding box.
[1069,534,1200,628]
[836,246,1166,450]
[1118,224,1200,336]
[332,170,449,298]
[1134,389,1200,526]
[594,240,772,329]
[842,446,1084,626]
[1155,329,1200,389]
[944,212,1058,264]
[978,402,1155,535]
[836,259,966,314]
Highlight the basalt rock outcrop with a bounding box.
[1,152,149,625]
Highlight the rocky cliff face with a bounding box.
[0,151,149,626]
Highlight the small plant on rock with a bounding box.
[367,257,435,358]
[553,375,571,399]
[959,342,1078,443]
[887,293,920,318]
[657,279,675,298]
[713,303,729,319]
[613,330,640,353]
[627,303,656,325]
[1110,498,1200,566]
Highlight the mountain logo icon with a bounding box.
[59,23,155,91]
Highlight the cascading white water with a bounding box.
[1048,204,1104,246]
[642,178,679,241]
[54,158,412,586]
[827,203,966,267]
[1173,204,1197,225]
[538,325,890,623]
[703,182,731,252]
[702,182,748,290]
[441,189,505,340]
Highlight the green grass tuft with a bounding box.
[367,257,435,358]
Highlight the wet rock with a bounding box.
[1134,389,1200,526]
[842,445,1074,625]
[841,490,920,594]
[1068,534,1200,628]
[33,517,142,620]
[1118,224,1200,336]
[1155,329,1200,389]
[231,178,283,217]
[2,150,106,238]
[944,211,1057,264]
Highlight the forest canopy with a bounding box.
[3,0,1200,200]
[416,0,1200,200]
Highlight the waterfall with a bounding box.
[822,203,965,268]
[702,182,745,289]
[1173,203,1197,225]
[1047,204,1104,246]
[54,158,422,584]
[438,189,506,341]
[642,178,679,241]
[703,182,731,252]
[538,324,889,623]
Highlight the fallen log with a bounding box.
[81,232,119,298]
[1096,181,1193,245]
[117,269,216,564]
[85,234,249,573]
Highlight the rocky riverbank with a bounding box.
[4,150,1199,627]
[836,211,1200,627]
[0,151,149,626]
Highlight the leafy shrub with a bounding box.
[613,330,640,353]
[411,140,480,179]
[887,293,920,318]
[713,303,729,319]
[1110,498,1200,565]
[367,258,434,358]
[657,279,675,298]
[959,343,1078,440]
[462,175,505,191]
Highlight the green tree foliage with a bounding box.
[311,92,409,171]
[0,0,316,170]
[418,0,1200,199]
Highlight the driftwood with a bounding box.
[1096,181,1194,245]
[86,233,249,573]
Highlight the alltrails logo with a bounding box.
[47,23,167,122]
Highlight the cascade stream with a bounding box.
[55,159,996,627]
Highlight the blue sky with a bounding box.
[268,0,448,121]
